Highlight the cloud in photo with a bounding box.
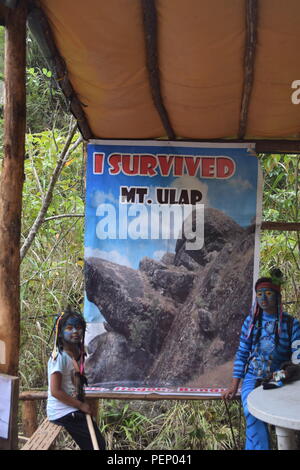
[153,250,166,261]
[169,176,209,226]
[91,190,118,208]
[171,176,210,206]
[227,177,253,192]
[85,246,132,268]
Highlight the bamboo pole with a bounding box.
[0,0,27,375]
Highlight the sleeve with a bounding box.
[291,317,300,365]
[232,315,253,379]
[48,352,66,376]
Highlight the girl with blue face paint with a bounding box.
[223,275,300,450]
[62,317,84,345]
[256,287,277,314]
[47,307,106,450]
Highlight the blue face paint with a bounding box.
[62,317,83,344]
[256,287,277,312]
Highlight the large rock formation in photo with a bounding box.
[84,207,255,387]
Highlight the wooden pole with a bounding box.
[141,0,176,140]
[86,414,100,450]
[22,400,38,438]
[86,397,99,419]
[0,0,27,376]
[238,0,257,139]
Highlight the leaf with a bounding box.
[64,158,75,167]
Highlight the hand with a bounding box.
[79,401,92,415]
[222,378,240,400]
[222,386,238,400]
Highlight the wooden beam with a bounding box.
[261,221,300,231]
[141,0,176,140]
[0,0,27,376]
[255,140,300,154]
[28,5,93,141]
[19,389,238,401]
[106,138,300,154]
[238,0,258,139]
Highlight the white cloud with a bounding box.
[91,190,118,208]
[153,250,166,261]
[84,247,132,268]
[169,176,209,223]
[170,176,210,206]
[228,177,253,192]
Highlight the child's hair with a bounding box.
[51,305,86,359]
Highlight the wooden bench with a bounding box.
[21,418,62,450]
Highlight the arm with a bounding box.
[232,315,253,378]
[222,315,252,400]
[50,372,91,414]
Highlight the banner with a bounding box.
[84,141,262,393]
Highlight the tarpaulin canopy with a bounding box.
[24,0,300,145]
[1,0,300,146]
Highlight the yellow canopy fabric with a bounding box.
[39,0,300,140]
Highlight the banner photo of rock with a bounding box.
[83,141,262,392]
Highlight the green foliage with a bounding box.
[26,65,68,133]
[20,127,84,390]
[259,153,300,315]
[26,32,69,133]
[23,128,84,236]
[97,400,245,450]
[0,27,69,162]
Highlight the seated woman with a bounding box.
[223,271,300,450]
[47,306,106,450]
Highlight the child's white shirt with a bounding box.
[47,351,78,421]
